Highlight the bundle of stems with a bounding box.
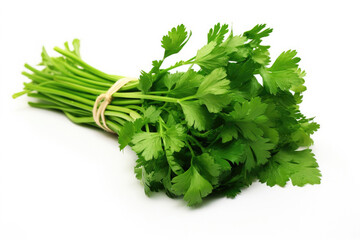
[14,43,187,133]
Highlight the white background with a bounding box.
[1,0,359,239]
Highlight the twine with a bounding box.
[92,77,137,133]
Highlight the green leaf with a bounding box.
[162,124,186,153]
[138,70,153,93]
[227,59,258,89]
[198,94,231,113]
[301,121,320,135]
[162,72,183,90]
[228,97,268,141]
[241,138,274,171]
[171,69,203,97]
[161,24,192,58]
[165,150,184,175]
[118,119,143,150]
[260,50,305,94]
[134,162,153,196]
[219,123,238,143]
[39,47,52,66]
[180,101,211,131]
[259,149,321,187]
[230,97,267,120]
[143,106,162,123]
[220,35,247,54]
[211,140,245,164]
[151,60,163,73]
[72,39,81,57]
[197,68,230,96]
[194,153,221,185]
[131,132,162,160]
[252,45,270,65]
[291,128,314,147]
[207,23,229,44]
[195,68,231,113]
[172,166,213,206]
[271,50,300,70]
[195,41,228,72]
[244,24,273,40]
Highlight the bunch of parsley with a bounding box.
[15,23,320,206]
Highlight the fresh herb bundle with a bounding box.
[14,23,321,206]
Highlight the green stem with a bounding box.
[180,95,197,102]
[54,47,120,82]
[52,74,112,88]
[111,99,143,105]
[22,72,48,84]
[113,92,179,103]
[148,91,170,95]
[24,83,95,106]
[64,112,94,123]
[24,83,141,118]
[61,60,106,82]
[28,102,87,115]
[187,135,205,152]
[185,140,195,158]
[160,57,195,74]
[28,93,69,107]
[106,120,121,133]
[24,64,53,80]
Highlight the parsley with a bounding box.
[15,23,321,206]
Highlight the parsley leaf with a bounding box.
[228,97,268,141]
[260,50,305,94]
[170,69,203,97]
[196,68,230,96]
[172,166,213,206]
[195,68,231,112]
[195,41,228,72]
[219,123,239,143]
[259,149,321,187]
[118,119,143,150]
[131,132,162,160]
[244,24,273,40]
[138,70,153,93]
[161,24,192,58]
[143,106,162,123]
[211,141,245,164]
[180,101,212,131]
[162,124,186,153]
[165,150,184,175]
[194,153,221,185]
[207,23,229,44]
[240,137,274,171]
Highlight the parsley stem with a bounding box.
[179,95,197,102]
[158,120,163,136]
[185,140,195,158]
[148,91,170,95]
[24,83,141,119]
[113,92,179,103]
[187,135,205,152]
[187,62,195,71]
[26,63,107,87]
[160,57,195,73]
[61,60,106,82]
[54,47,121,82]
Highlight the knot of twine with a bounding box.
[92,77,137,133]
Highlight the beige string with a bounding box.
[92,77,137,133]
